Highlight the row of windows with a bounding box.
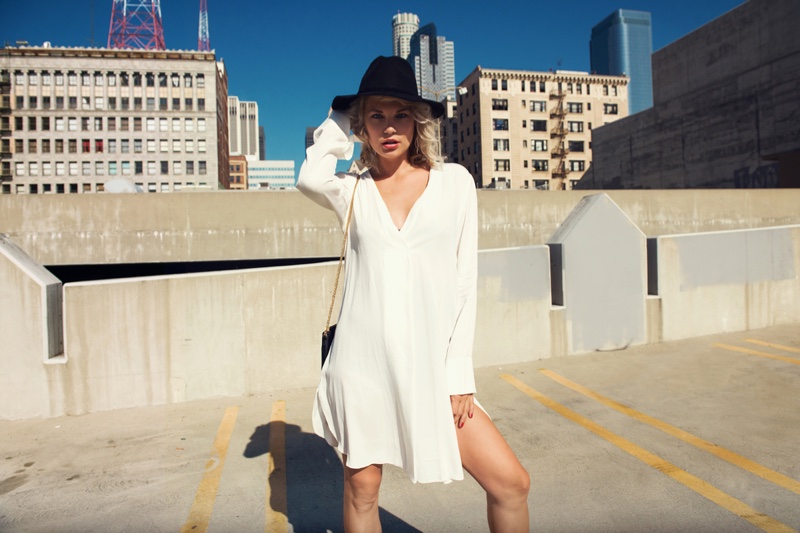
[11,115,207,133]
[14,159,207,177]
[7,137,208,155]
[495,159,587,172]
[12,95,206,112]
[491,139,587,153]
[7,69,206,89]
[3,181,212,195]
[491,118,591,133]
[490,78,619,96]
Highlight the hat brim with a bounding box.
[331,91,445,119]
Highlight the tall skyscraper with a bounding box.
[227,96,259,161]
[392,12,419,59]
[590,9,653,114]
[408,23,456,103]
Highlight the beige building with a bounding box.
[455,67,628,190]
[229,154,248,190]
[0,44,229,194]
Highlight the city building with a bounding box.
[590,9,653,114]
[247,160,295,190]
[258,125,265,160]
[0,44,229,194]
[407,23,456,103]
[456,66,628,190]
[392,12,420,60]
[229,154,248,190]
[583,0,800,189]
[227,96,258,161]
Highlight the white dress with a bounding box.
[297,111,478,484]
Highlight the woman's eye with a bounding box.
[370,113,383,120]
[396,113,409,119]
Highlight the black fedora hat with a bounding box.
[331,56,445,118]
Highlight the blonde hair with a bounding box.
[349,96,443,171]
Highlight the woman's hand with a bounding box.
[450,394,475,429]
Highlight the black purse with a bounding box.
[321,178,359,367]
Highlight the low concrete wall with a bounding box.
[657,225,800,340]
[0,235,64,420]
[0,246,551,419]
[2,189,800,265]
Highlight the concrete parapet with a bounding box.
[0,234,64,419]
[657,225,800,340]
[2,189,800,265]
[548,194,647,354]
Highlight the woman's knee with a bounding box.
[490,465,530,503]
[344,465,382,508]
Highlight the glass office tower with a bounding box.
[590,9,653,114]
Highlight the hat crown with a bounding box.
[358,56,419,100]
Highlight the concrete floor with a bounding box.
[1,323,799,533]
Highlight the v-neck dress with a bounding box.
[297,111,478,484]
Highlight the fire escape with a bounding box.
[0,69,11,182]
[549,86,570,189]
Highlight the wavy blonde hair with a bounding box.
[349,96,443,171]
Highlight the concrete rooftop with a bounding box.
[1,323,798,533]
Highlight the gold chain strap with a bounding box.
[325,177,359,332]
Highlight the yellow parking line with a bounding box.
[266,400,288,533]
[539,369,800,495]
[180,406,239,533]
[501,374,796,533]
[714,343,800,365]
[745,339,800,354]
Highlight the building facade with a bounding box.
[229,154,248,190]
[247,160,295,190]
[456,67,628,190]
[227,96,259,161]
[590,9,653,115]
[408,23,456,103]
[0,45,228,194]
[584,0,800,190]
[392,12,420,60]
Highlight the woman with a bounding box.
[297,55,530,532]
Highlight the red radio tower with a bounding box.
[107,0,166,50]
[198,0,210,51]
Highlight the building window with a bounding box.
[159,97,168,110]
[567,102,583,113]
[135,161,143,175]
[199,161,207,174]
[160,161,169,175]
[173,161,183,175]
[198,139,207,153]
[133,118,142,131]
[158,73,167,87]
[159,118,168,132]
[42,139,51,153]
[197,118,206,132]
[147,161,156,175]
[197,98,205,111]
[494,159,510,171]
[94,117,103,130]
[43,162,52,175]
[82,139,91,153]
[121,139,130,153]
[108,161,117,175]
[186,161,195,175]
[197,75,205,89]
[604,103,618,115]
[185,98,193,110]
[492,99,508,111]
[134,139,142,153]
[531,120,547,132]
[184,74,193,88]
[530,101,546,112]
[146,118,156,132]
[108,140,116,153]
[121,117,129,131]
[491,79,498,90]
[531,139,548,152]
[568,121,584,132]
[501,79,508,91]
[146,97,155,110]
[68,140,77,153]
[603,85,609,96]
[532,159,548,171]
[186,140,194,153]
[172,118,181,132]
[185,118,194,132]
[69,162,78,176]
[492,119,508,131]
[147,140,155,153]
[95,139,104,153]
[172,139,181,153]
[569,160,585,172]
[568,141,584,152]
[95,161,104,175]
[493,139,510,151]
[160,140,169,152]
[122,161,131,175]
[82,161,91,175]
[612,86,618,96]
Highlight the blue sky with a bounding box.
[1,0,744,174]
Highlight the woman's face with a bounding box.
[363,97,416,164]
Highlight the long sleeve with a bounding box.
[296,110,356,226]
[445,171,478,395]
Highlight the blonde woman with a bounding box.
[298,56,530,532]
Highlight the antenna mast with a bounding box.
[198,0,210,51]
[107,0,166,50]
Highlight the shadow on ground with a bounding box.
[244,422,421,532]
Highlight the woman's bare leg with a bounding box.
[456,408,531,532]
[342,455,383,533]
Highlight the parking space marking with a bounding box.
[539,369,800,495]
[266,400,288,533]
[745,339,800,354]
[501,374,796,533]
[180,406,239,533]
[714,343,800,365]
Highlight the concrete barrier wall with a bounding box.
[658,225,800,340]
[0,246,551,418]
[0,235,64,420]
[2,189,800,265]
